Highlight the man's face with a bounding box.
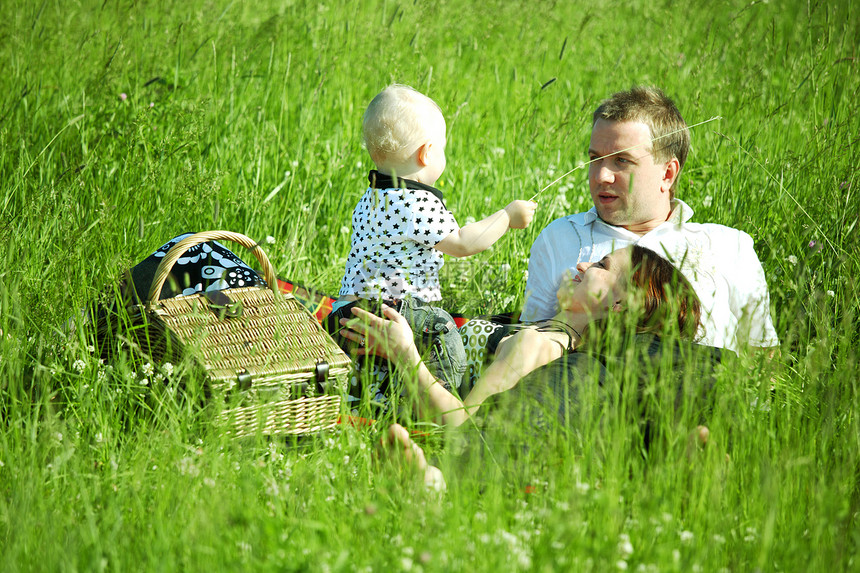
[588,119,675,234]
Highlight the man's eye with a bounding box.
[615,157,629,165]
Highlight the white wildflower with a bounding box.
[679,530,694,543]
[86,344,95,353]
[265,235,276,244]
[162,363,174,376]
[826,290,835,297]
[141,363,154,377]
[491,147,505,157]
[139,378,149,386]
[617,533,634,558]
[713,534,726,544]
[465,216,476,225]
[72,359,87,373]
[617,560,629,570]
[340,226,350,235]
[702,195,713,208]
[786,255,798,265]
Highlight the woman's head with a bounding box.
[629,245,701,338]
[558,245,701,338]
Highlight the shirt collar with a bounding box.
[368,170,446,206]
[568,198,695,229]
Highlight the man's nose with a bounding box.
[591,162,614,184]
[576,262,592,273]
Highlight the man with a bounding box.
[522,86,778,353]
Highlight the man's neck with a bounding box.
[616,204,677,236]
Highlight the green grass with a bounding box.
[1,0,858,570]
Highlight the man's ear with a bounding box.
[661,157,681,193]
[416,142,432,167]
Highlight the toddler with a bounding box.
[329,84,536,406]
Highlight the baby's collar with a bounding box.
[368,170,446,206]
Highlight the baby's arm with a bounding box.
[435,200,537,258]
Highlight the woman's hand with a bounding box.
[339,304,422,369]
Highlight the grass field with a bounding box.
[1,0,858,570]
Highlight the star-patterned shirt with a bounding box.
[339,171,459,301]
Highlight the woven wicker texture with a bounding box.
[215,395,342,439]
[101,231,350,438]
[150,286,351,389]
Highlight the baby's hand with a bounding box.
[505,200,537,229]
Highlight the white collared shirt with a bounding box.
[522,200,779,352]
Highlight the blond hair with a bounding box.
[593,86,689,196]
[362,84,445,166]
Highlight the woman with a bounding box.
[340,245,701,428]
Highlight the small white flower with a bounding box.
[826,290,835,297]
[617,533,634,558]
[139,378,149,386]
[340,226,350,235]
[86,344,95,353]
[265,235,276,244]
[204,477,216,488]
[491,147,505,157]
[55,432,63,442]
[713,534,726,544]
[522,270,529,281]
[679,530,694,543]
[465,216,476,225]
[162,363,174,376]
[702,195,713,208]
[616,560,628,570]
[72,359,87,373]
[786,255,798,265]
[356,160,363,168]
[290,160,299,168]
[142,363,154,377]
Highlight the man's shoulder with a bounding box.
[536,211,596,236]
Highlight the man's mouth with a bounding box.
[597,193,618,204]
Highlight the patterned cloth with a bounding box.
[338,171,459,302]
[129,233,266,301]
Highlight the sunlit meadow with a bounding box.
[1,0,858,570]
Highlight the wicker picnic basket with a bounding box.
[110,231,351,439]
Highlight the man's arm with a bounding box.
[521,224,567,322]
[731,231,780,349]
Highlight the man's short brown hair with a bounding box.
[593,87,690,195]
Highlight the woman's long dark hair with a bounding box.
[630,245,702,339]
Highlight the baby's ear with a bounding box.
[416,141,432,167]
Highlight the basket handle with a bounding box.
[146,231,280,304]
